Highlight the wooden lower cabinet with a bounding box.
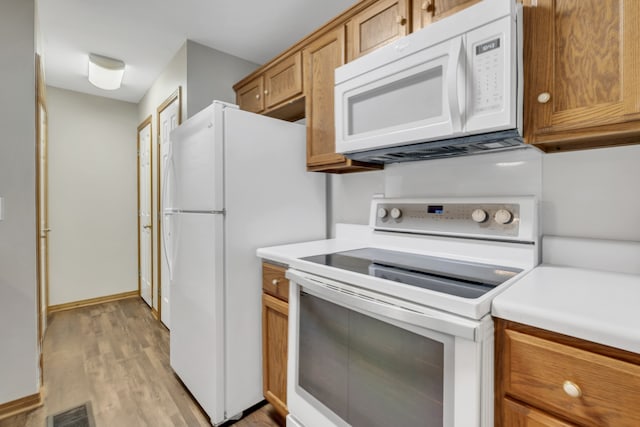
[495,319,640,427]
[261,262,289,418]
[502,398,576,427]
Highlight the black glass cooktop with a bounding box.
[302,248,522,299]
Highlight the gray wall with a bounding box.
[186,40,258,117]
[47,87,139,305]
[0,0,40,404]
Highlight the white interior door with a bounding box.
[138,118,153,307]
[37,103,48,343]
[158,89,181,328]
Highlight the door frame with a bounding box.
[156,87,182,324]
[35,53,48,385]
[137,115,153,307]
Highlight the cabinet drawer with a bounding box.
[504,329,640,426]
[502,397,576,426]
[262,262,289,302]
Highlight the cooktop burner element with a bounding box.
[302,247,522,299]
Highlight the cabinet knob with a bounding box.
[396,16,407,25]
[537,92,551,104]
[264,90,269,95]
[422,1,435,14]
[562,380,582,398]
[255,93,260,99]
[272,279,279,286]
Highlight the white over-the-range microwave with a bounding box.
[334,0,526,164]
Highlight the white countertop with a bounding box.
[492,265,640,354]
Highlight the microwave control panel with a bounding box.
[472,36,504,114]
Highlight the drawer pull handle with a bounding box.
[563,380,582,398]
[272,279,280,286]
[537,92,551,104]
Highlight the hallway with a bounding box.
[0,297,281,427]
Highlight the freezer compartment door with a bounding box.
[169,211,225,424]
[167,105,224,211]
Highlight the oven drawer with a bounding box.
[262,262,289,302]
[504,329,640,426]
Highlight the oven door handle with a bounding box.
[288,269,479,341]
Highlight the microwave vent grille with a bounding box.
[344,129,527,164]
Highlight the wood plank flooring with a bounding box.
[0,297,283,427]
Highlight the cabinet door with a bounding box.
[264,52,303,110]
[262,293,289,418]
[503,398,576,427]
[304,27,349,167]
[236,76,264,114]
[413,0,480,31]
[524,0,640,151]
[347,0,409,62]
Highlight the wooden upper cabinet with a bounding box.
[347,0,410,62]
[264,51,303,110]
[413,0,480,31]
[304,27,350,168]
[236,76,264,114]
[235,52,304,120]
[524,0,640,152]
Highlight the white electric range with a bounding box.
[257,196,539,427]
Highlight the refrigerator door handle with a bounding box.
[162,142,174,281]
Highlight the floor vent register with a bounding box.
[46,402,96,427]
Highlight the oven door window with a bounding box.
[298,292,451,427]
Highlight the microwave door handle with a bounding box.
[446,37,464,132]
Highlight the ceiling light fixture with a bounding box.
[88,53,125,90]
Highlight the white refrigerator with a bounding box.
[163,101,326,425]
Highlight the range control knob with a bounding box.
[390,208,403,219]
[377,207,388,218]
[494,209,514,225]
[471,209,488,223]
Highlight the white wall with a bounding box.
[47,87,138,305]
[329,145,640,243]
[542,144,640,241]
[0,0,40,404]
[186,40,258,117]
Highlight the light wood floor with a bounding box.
[0,297,283,427]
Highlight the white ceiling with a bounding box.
[38,0,358,103]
